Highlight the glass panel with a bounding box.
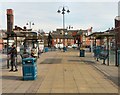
[109,38,116,65]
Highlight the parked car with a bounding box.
[67,45,72,48]
[72,44,78,49]
[58,44,64,49]
[55,43,64,49]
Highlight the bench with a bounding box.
[93,47,101,58]
[96,51,109,64]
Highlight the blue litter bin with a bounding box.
[22,58,37,80]
[80,49,85,57]
[44,47,48,52]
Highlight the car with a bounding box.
[72,44,78,48]
[67,45,72,48]
[55,43,64,49]
[58,44,64,49]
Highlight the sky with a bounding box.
[0,1,119,33]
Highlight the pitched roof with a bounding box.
[51,34,73,39]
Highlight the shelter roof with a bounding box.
[86,31,115,39]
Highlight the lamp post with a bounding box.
[67,25,73,30]
[57,6,70,29]
[57,6,70,47]
[26,21,34,29]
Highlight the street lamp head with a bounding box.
[67,25,73,29]
[57,10,61,13]
[26,21,34,29]
[32,23,34,25]
[62,7,66,11]
[57,6,70,29]
[26,23,28,25]
[62,11,65,14]
[67,10,70,13]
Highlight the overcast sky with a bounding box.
[0,2,118,32]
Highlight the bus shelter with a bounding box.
[87,31,116,66]
[4,31,40,68]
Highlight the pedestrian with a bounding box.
[31,48,37,58]
[8,43,18,72]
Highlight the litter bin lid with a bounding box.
[22,57,36,65]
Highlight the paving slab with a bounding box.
[1,50,119,94]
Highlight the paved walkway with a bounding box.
[80,51,119,87]
[1,50,119,94]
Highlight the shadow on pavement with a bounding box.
[105,75,119,87]
[68,59,95,64]
[83,60,96,64]
[40,58,62,64]
[2,75,23,81]
[69,55,80,57]
[68,60,82,62]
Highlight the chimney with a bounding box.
[7,9,14,32]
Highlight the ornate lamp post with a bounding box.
[26,21,34,29]
[57,6,70,29]
[57,6,70,47]
[67,25,73,30]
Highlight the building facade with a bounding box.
[48,29,88,48]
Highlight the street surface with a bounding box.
[1,49,118,94]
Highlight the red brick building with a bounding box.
[115,16,120,48]
[48,32,74,48]
[7,9,14,32]
[0,30,6,51]
[48,29,87,48]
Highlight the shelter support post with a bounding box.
[7,34,9,69]
[107,36,109,66]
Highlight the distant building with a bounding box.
[51,29,73,47]
[115,16,120,28]
[48,28,90,48]
[115,16,120,48]
[0,30,6,51]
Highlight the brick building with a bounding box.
[48,32,74,48]
[48,29,88,48]
[115,16,120,48]
[0,30,7,51]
